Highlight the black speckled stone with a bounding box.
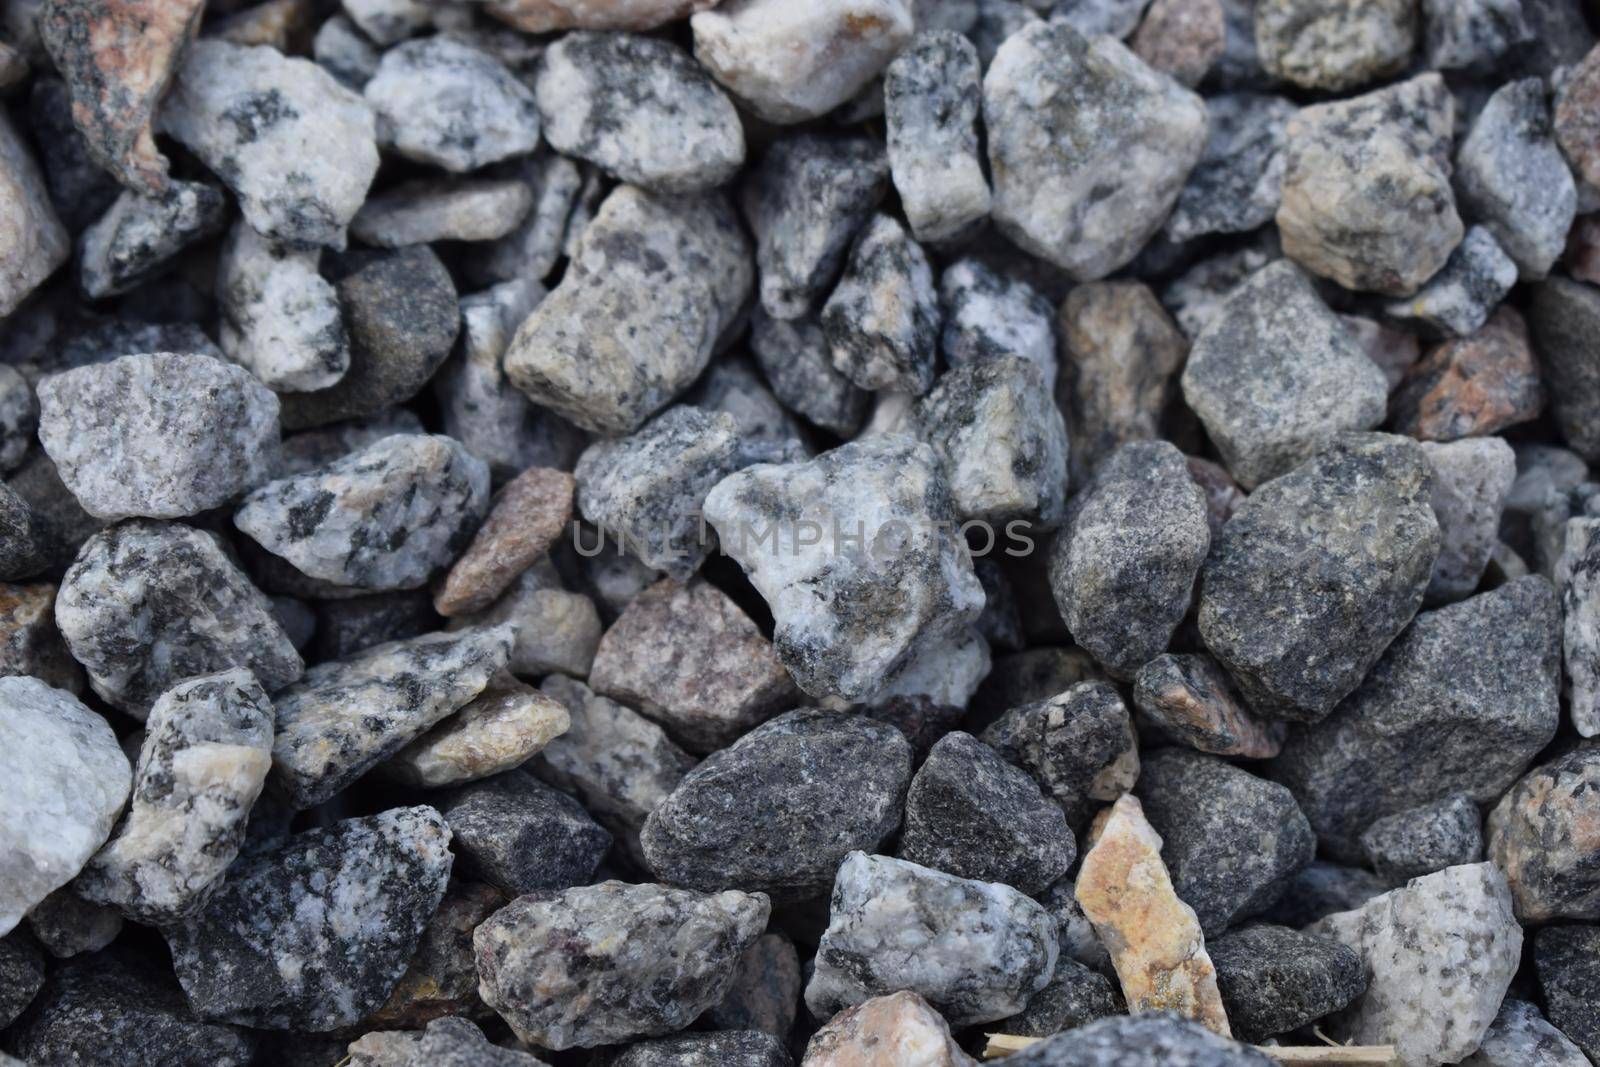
[998,956,1124,1037]
[0,930,44,1028]
[443,771,611,897]
[1360,793,1483,885]
[981,680,1138,828]
[1258,861,1389,928]
[1001,1012,1277,1066]
[1535,924,1600,1063]
[600,1029,792,1067]
[1209,923,1367,1043]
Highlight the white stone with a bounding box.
[0,109,67,318]
[1421,437,1516,602]
[1560,517,1600,737]
[885,32,990,243]
[1460,999,1592,1067]
[351,179,532,247]
[217,220,350,393]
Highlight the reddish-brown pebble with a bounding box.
[1389,307,1543,441]
[434,466,575,618]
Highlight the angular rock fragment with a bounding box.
[348,1017,546,1067]
[1460,998,1592,1067]
[1456,78,1576,280]
[505,186,750,435]
[0,365,34,478]
[984,22,1206,279]
[806,852,1057,1027]
[56,521,304,716]
[1005,1013,1273,1066]
[982,681,1138,827]
[1165,93,1292,242]
[939,259,1056,388]
[0,932,44,1028]
[1254,0,1414,91]
[434,466,573,617]
[485,0,716,31]
[885,32,989,242]
[313,15,379,88]
[1535,924,1600,1063]
[1422,0,1530,69]
[742,134,887,321]
[350,179,532,247]
[914,357,1068,527]
[217,220,350,393]
[442,771,610,896]
[236,434,490,592]
[1488,748,1600,921]
[704,933,801,1040]
[1181,261,1387,488]
[688,356,809,454]
[1308,863,1522,1066]
[25,886,121,959]
[473,880,769,1050]
[384,673,570,788]
[821,214,939,395]
[1209,924,1365,1044]
[38,352,280,521]
[691,0,913,124]
[1555,43,1600,192]
[1131,0,1225,86]
[1076,795,1231,1036]
[643,709,911,900]
[0,582,82,693]
[1421,436,1515,600]
[1562,518,1600,736]
[897,731,1075,894]
[998,955,1123,1037]
[1362,793,1483,885]
[1390,307,1543,441]
[1274,577,1559,858]
[802,991,972,1067]
[0,678,129,936]
[270,625,512,808]
[78,179,226,298]
[160,40,379,248]
[340,0,431,47]
[76,669,272,924]
[470,150,582,288]
[1132,653,1285,758]
[0,485,49,582]
[1384,224,1518,338]
[364,37,538,173]
[363,879,504,1029]
[705,434,984,702]
[167,807,453,1031]
[1528,277,1600,462]
[0,111,70,317]
[1197,434,1440,721]
[1277,74,1463,296]
[1052,441,1209,677]
[750,312,869,437]
[537,32,742,194]
[458,561,602,679]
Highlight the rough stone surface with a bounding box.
[1131,0,1224,86]
[442,770,610,896]
[160,40,379,249]
[270,625,513,808]
[1277,74,1463,296]
[0,678,129,936]
[704,933,801,1041]
[801,990,972,1067]
[505,186,750,436]
[939,258,1056,389]
[38,351,280,521]
[806,852,1057,1027]
[1361,793,1484,886]
[822,214,939,395]
[216,219,350,393]
[0,583,81,694]
[884,32,989,242]
[1487,748,1600,921]
[997,955,1123,1037]
[690,0,914,124]
[56,521,304,716]
[742,134,888,321]
[78,179,227,298]
[1197,433,1440,722]
[1254,0,1415,91]
[0,931,44,1028]
[1000,1014,1273,1067]
[750,311,870,438]
[983,22,1206,280]
[350,179,533,247]
[384,673,570,788]
[704,434,984,703]
[642,709,911,900]
[1563,518,1600,737]
[1421,436,1515,601]
[473,880,769,1050]
[1556,43,1600,192]
[982,680,1138,827]
[1535,924,1600,1064]
[1076,795,1231,1036]
[348,1017,547,1067]
[1528,277,1600,463]
[1422,0,1530,69]
[1460,998,1593,1067]
[1181,260,1387,489]
[166,807,454,1031]
[24,886,121,959]
[362,879,505,1029]
[0,110,68,319]
[1165,93,1292,242]
[1052,441,1209,677]
[434,466,574,617]
[1308,863,1522,1066]
[536,32,742,194]
[457,560,602,679]
[605,1031,789,1067]
[1390,307,1543,441]
[1208,924,1365,1044]
[1273,577,1559,859]
[1385,224,1518,338]
[236,434,490,592]
[76,669,273,924]
[1133,653,1285,758]
[364,37,539,173]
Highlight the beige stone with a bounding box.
[801,991,975,1067]
[434,466,575,618]
[383,673,570,789]
[1074,794,1231,1037]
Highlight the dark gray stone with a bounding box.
[981,681,1139,827]
[0,483,49,581]
[884,31,989,243]
[1535,924,1600,1063]
[821,214,939,395]
[1360,793,1483,885]
[702,933,801,1041]
[442,771,611,897]
[1209,924,1367,1043]
[997,956,1123,1037]
[1165,93,1294,243]
[1528,277,1600,463]
[749,311,869,438]
[602,1030,791,1067]
[0,931,43,1027]
[999,1012,1276,1066]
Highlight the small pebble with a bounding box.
[997,955,1123,1037]
[1132,653,1286,759]
[383,673,571,788]
[1459,998,1592,1067]
[939,258,1056,388]
[884,32,990,242]
[77,179,227,298]
[1361,793,1485,886]
[443,770,611,896]
[457,560,602,678]
[351,179,533,247]
[1555,43,1600,194]
[1384,224,1518,338]
[1389,306,1543,441]
[982,680,1139,826]
[1165,93,1293,242]
[313,14,379,88]
[24,886,121,959]
[801,990,973,1067]
[1131,0,1225,87]
[1422,0,1530,70]
[1421,436,1516,601]
[1561,517,1600,736]
[1487,748,1600,921]
[471,149,583,287]
[216,219,351,393]
[434,465,574,617]
[1208,924,1365,1044]
[1535,924,1600,1063]
[1254,0,1415,91]
[821,214,939,395]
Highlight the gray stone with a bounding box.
[1361,793,1483,885]
[1273,576,1560,859]
[351,179,532,247]
[688,357,809,456]
[457,561,602,679]
[1135,748,1315,935]
[1197,433,1440,721]
[1165,93,1293,243]
[166,807,454,1031]
[749,311,869,437]
[1460,998,1592,1067]
[442,770,610,896]
[1053,0,1148,37]
[642,709,912,901]
[38,352,280,521]
[991,1011,1275,1066]
[78,180,226,298]
[1258,861,1388,928]
[1421,436,1515,601]
[474,880,769,1050]
[1384,224,1518,337]
[1487,748,1600,921]
[1422,0,1530,69]
[1456,77,1576,280]
[348,1017,548,1067]
[981,680,1139,827]
[605,1031,789,1067]
[885,32,989,242]
[216,219,351,393]
[806,852,1058,1027]
[56,521,304,717]
[914,357,1068,527]
[1535,924,1600,1064]
[1254,0,1415,91]
[0,364,35,476]
[1160,240,1275,340]
[536,32,742,194]
[26,76,118,237]
[704,933,802,1041]
[0,108,68,316]
[235,434,490,592]
[505,185,751,436]
[364,37,539,172]
[1051,441,1209,677]
[822,214,939,395]
[270,625,513,808]
[1308,863,1522,1067]
[314,15,379,88]
[383,673,571,788]
[703,434,984,702]
[1132,653,1286,759]
[342,0,432,44]
[160,40,379,249]
[471,148,584,287]
[939,258,1056,389]
[1180,260,1388,489]
[24,887,120,959]
[1277,73,1463,296]
[1562,518,1600,736]
[898,731,1075,894]
[741,134,888,321]
[0,678,129,936]
[1208,924,1366,1044]
[983,22,1206,279]
[1528,277,1600,462]
[0,482,54,581]
[997,956,1123,1037]
[0,931,44,1027]
[76,669,273,924]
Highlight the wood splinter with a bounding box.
[981,1033,1400,1065]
